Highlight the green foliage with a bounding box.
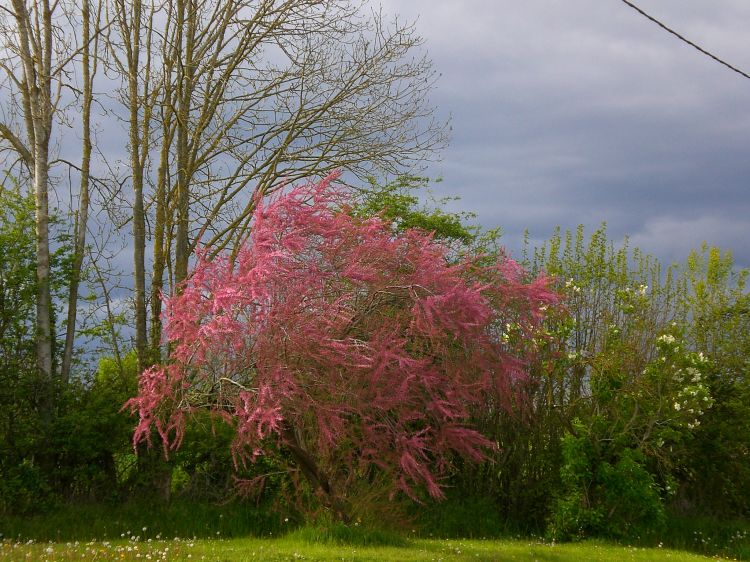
[352,176,481,244]
[548,423,666,541]
[0,182,37,352]
[170,413,287,503]
[90,351,169,500]
[0,182,65,514]
[534,227,750,538]
[516,225,744,539]
[413,492,507,538]
[92,351,292,506]
[0,459,55,516]
[547,330,713,541]
[466,225,671,532]
[676,245,750,516]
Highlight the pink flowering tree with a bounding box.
[127,174,558,521]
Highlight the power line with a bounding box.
[618,0,750,81]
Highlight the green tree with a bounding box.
[522,227,746,536]
[0,182,71,512]
[0,182,41,513]
[470,224,683,534]
[352,176,478,244]
[678,246,750,516]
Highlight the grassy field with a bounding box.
[0,536,735,562]
[2,503,748,560]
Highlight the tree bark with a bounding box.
[282,427,350,523]
[113,0,153,372]
[9,0,55,385]
[61,0,97,383]
[149,129,170,359]
[173,0,195,286]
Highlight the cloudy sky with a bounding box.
[382,0,750,268]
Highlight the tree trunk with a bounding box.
[10,0,55,387]
[149,124,171,358]
[282,427,350,523]
[173,0,195,286]
[114,0,150,373]
[61,0,96,383]
[33,141,53,384]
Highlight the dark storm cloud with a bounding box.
[384,0,750,267]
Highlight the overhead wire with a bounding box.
[618,0,750,81]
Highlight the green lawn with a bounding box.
[0,537,732,561]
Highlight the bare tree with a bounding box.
[0,1,105,384]
[166,1,446,265]
[0,0,61,385]
[105,0,445,364]
[3,0,447,374]
[109,0,159,372]
[61,0,103,383]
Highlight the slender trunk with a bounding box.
[61,0,94,383]
[132,123,147,375]
[118,0,148,373]
[174,117,190,285]
[11,0,55,386]
[34,140,53,383]
[173,0,194,286]
[92,258,123,372]
[150,125,170,358]
[282,427,350,523]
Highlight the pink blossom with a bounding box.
[127,172,560,504]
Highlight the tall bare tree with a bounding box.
[110,0,159,373]
[0,0,60,385]
[1,1,104,384]
[61,0,103,383]
[3,0,446,373]
[106,0,446,365]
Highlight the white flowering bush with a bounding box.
[464,225,748,536]
[549,327,714,541]
[650,333,712,433]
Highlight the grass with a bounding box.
[0,499,290,542]
[2,503,749,560]
[0,535,734,561]
[285,521,408,547]
[641,514,750,560]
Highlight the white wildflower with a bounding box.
[657,334,676,345]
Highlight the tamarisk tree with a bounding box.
[127,174,558,520]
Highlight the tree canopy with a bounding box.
[127,174,558,520]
